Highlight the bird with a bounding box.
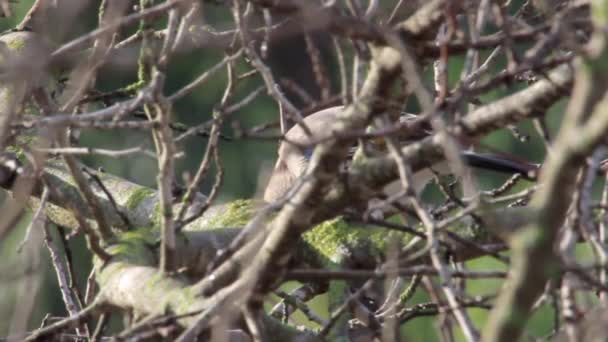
[263,106,538,203]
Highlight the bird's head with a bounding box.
[263,106,343,202]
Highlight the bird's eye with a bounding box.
[303,147,315,160]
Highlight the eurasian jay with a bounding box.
[263,106,537,203]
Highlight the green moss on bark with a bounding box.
[125,187,155,210]
[206,199,256,227]
[200,199,417,265]
[106,226,158,265]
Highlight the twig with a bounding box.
[42,221,88,337]
[51,0,188,59]
[24,300,104,341]
[17,186,49,252]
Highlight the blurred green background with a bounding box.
[0,1,597,340]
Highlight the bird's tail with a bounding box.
[461,151,539,180]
